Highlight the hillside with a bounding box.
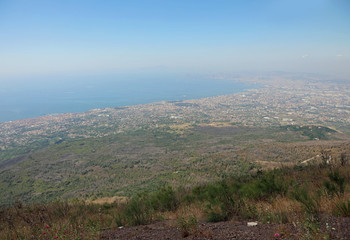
[0,73,350,206]
[0,74,350,239]
[1,123,349,206]
[2,159,350,239]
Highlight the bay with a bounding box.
[0,73,256,122]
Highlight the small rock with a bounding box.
[247,222,258,227]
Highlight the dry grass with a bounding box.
[0,201,122,240]
[1,162,350,239]
[86,196,128,205]
[165,202,205,222]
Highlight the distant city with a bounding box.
[1,72,349,152]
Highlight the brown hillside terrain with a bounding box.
[102,218,350,240]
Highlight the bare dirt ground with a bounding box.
[101,217,350,240]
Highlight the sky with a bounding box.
[0,0,349,79]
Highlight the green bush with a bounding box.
[323,181,337,197]
[324,170,346,197]
[240,172,288,200]
[123,193,153,226]
[182,194,196,204]
[115,186,179,226]
[177,216,198,237]
[206,209,225,223]
[150,186,178,212]
[238,201,259,219]
[191,185,207,201]
[291,186,320,219]
[204,181,240,222]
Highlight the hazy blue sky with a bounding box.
[0,0,349,79]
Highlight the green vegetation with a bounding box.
[334,200,350,217]
[0,124,345,206]
[323,169,346,197]
[1,159,349,239]
[281,125,336,140]
[0,121,348,239]
[177,216,198,237]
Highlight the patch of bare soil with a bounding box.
[101,220,293,240]
[102,217,350,240]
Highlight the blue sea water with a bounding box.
[0,73,257,122]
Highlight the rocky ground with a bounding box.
[101,217,350,240]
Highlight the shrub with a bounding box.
[334,200,350,217]
[328,170,345,196]
[323,169,346,197]
[323,181,337,197]
[177,216,198,237]
[291,186,320,220]
[204,181,239,222]
[238,201,258,219]
[150,186,178,212]
[191,185,207,201]
[123,193,153,226]
[240,172,288,200]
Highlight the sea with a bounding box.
[0,73,257,122]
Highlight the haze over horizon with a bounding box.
[0,0,349,81]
